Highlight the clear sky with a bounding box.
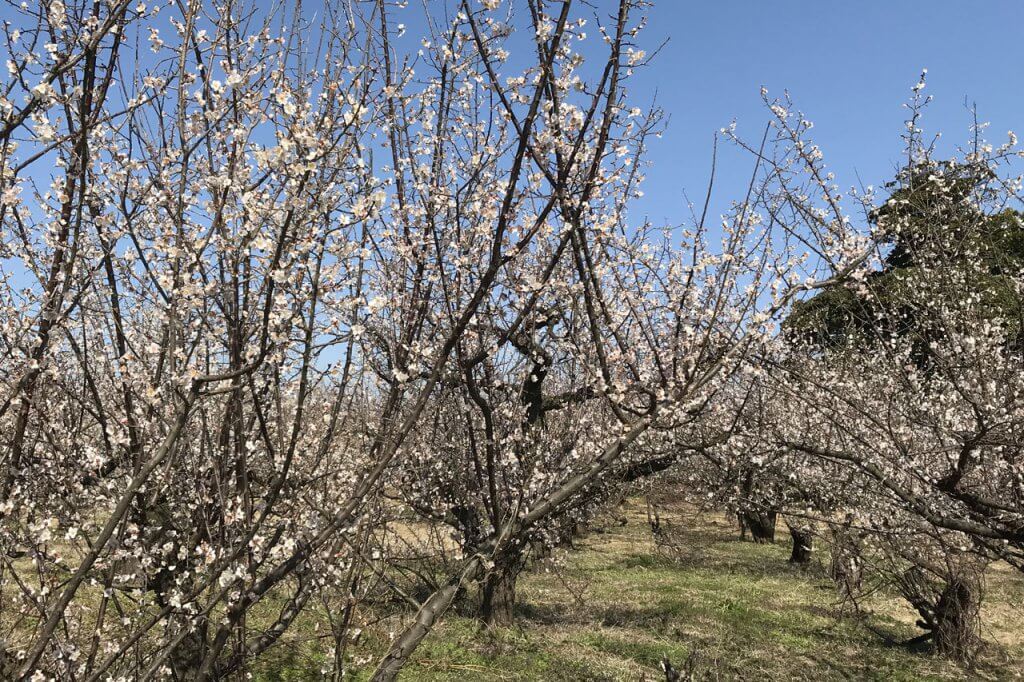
[2,1,1020,230]
[626,1,1024,226]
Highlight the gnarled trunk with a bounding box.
[480,546,526,627]
[168,621,209,680]
[736,469,777,543]
[739,509,777,543]
[829,526,864,607]
[898,565,983,664]
[788,524,813,564]
[932,577,982,663]
[481,568,517,627]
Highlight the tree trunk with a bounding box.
[898,565,983,664]
[736,470,778,543]
[169,623,209,680]
[829,526,863,607]
[932,577,982,663]
[788,524,813,564]
[480,550,523,627]
[739,510,777,543]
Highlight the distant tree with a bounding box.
[786,161,1024,356]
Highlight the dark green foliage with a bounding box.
[785,161,1024,350]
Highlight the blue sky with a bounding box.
[624,1,1024,226]
[2,1,1020,231]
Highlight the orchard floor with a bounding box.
[261,499,1024,681]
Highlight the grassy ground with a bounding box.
[259,500,1024,680]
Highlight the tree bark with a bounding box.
[481,568,517,627]
[788,524,813,564]
[739,510,777,543]
[898,565,983,663]
[479,545,526,627]
[932,576,982,663]
[737,468,777,543]
[829,526,863,605]
[169,626,208,681]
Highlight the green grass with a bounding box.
[256,500,1024,680]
